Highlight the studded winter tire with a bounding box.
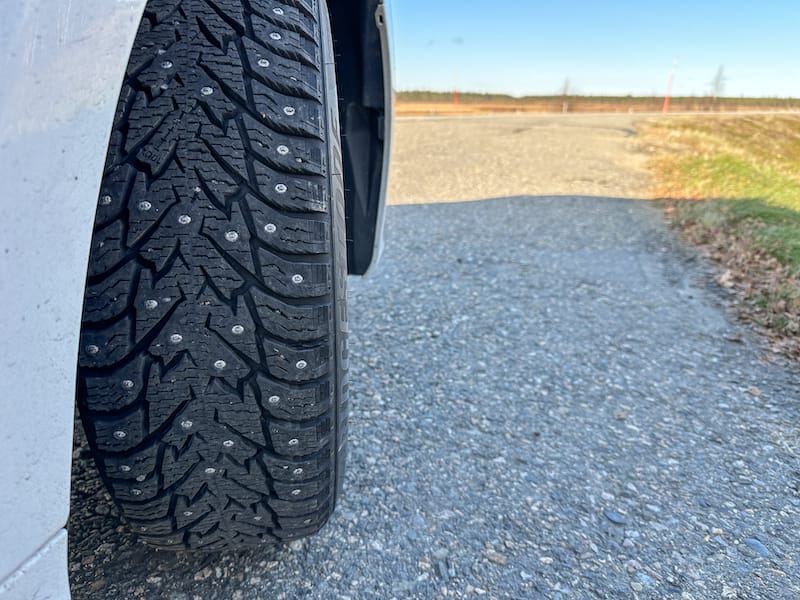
[76,0,348,550]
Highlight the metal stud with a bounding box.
[231,325,245,335]
[268,395,280,405]
[293,467,303,476]
[223,440,234,448]
[169,333,183,344]
[200,86,213,96]
[131,488,142,496]
[225,231,239,242]
[291,489,301,496]
[288,438,299,446]
[275,183,287,193]
[180,420,193,429]
[214,359,226,370]
[138,200,152,211]
[184,511,193,517]
[144,299,158,310]
[161,60,173,69]
[113,430,127,439]
[120,465,132,472]
[121,379,135,390]
[273,7,284,15]
[264,223,277,234]
[178,214,191,225]
[254,515,263,521]
[205,467,216,474]
[277,145,289,155]
[291,274,304,284]
[136,474,146,482]
[295,360,308,370]
[257,58,270,68]
[86,344,99,355]
[100,194,112,206]
[270,32,282,40]
[283,106,296,116]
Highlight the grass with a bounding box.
[640,115,800,347]
[643,115,800,269]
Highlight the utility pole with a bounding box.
[663,58,678,113]
[710,65,726,111]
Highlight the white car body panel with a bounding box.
[0,1,147,597]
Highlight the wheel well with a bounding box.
[329,0,389,275]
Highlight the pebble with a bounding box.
[603,509,627,525]
[743,537,770,557]
[484,549,507,565]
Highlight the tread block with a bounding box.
[268,495,323,518]
[261,451,327,481]
[273,475,323,500]
[119,493,173,521]
[249,197,330,254]
[216,386,269,446]
[251,78,324,140]
[242,37,321,101]
[249,285,330,342]
[79,315,136,368]
[268,417,331,457]
[254,373,330,420]
[244,113,325,176]
[251,163,328,213]
[83,260,138,324]
[258,247,330,297]
[90,405,147,452]
[101,443,160,480]
[251,13,318,68]
[87,220,128,278]
[201,199,257,274]
[262,339,329,382]
[251,1,318,42]
[83,355,150,412]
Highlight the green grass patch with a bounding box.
[644,115,800,270]
[675,198,800,273]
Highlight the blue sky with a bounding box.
[390,1,800,97]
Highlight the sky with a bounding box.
[390,0,800,97]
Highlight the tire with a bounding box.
[76,0,348,550]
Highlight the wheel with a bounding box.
[76,0,348,550]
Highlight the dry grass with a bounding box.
[640,115,800,359]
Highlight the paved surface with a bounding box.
[70,115,800,598]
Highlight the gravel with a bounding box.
[70,115,800,599]
[388,114,651,204]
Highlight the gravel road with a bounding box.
[70,115,800,599]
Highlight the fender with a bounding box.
[329,0,393,276]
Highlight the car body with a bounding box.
[0,1,391,597]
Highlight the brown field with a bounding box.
[395,99,800,117]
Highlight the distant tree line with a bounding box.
[396,90,800,110]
